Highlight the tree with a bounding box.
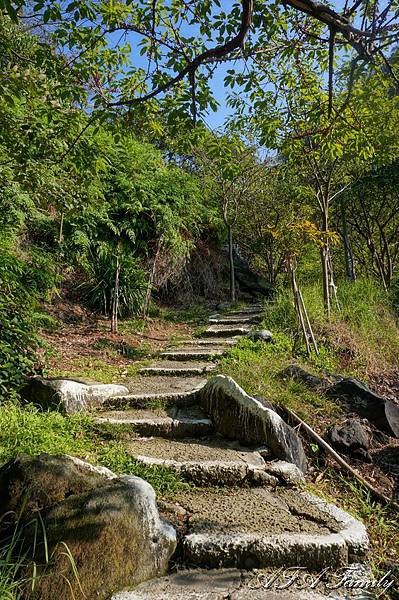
[2,0,398,127]
[344,163,399,289]
[194,133,262,302]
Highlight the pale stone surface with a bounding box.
[94,406,213,438]
[178,489,368,570]
[263,460,305,485]
[127,437,275,486]
[199,375,307,472]
[139,361,216,376]
[23,377,129,413]
[159,348,226,360]
[111,568,364,599]
[203,324,252,337]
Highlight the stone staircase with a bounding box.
[91,304,369,599]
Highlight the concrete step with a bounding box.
[94,405,213,439]
[139,361,216,377]
[203,325,252,338]
[167,487,368,571]
[126,436,276,487]
[103,377,206,409]
[111,567,365,599]
[178,338,239,346]
[208,315,262,325]
[159,348,226,361]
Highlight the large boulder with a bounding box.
[22,377,129,413]
[0,455,176,600]
[198,375,307,473]
[327,378,399,438]
[328,419,371,462]
[0,453,115,517]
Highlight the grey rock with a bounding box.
[328,419,371,461]
[263,460,306,485]
[0,453,114,518]
[22,377,129,413]
[134,454,278,488]
[282,365,327,389]
[327,378,399,438]
[111,567,369,599]
[199,375,307,472]
[11,457,176,600]
[248,329,273,342]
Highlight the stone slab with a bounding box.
[94,406,213,438]
[176,488,368,570]
[203,325,252,337]
[159,348,226,360]
[126,437,274,487]
[140,361,216,376]
[103,377,206,409]
[111,568,364,600]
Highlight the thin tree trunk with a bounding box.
[111,253,120,334]
[228,224,236,303]
[143,236,163,319]
[298,289,319,355]
[321,207,331,319]
[58,212,65,245]
[341,200,355,281]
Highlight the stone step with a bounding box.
[159,348,226,361]
[139,361,217,377]
[166,487,368,571]
[203,324,252,338]
[178,338,239,346]
[103,377,206,409]
[126,436,276,487]
[111,567,369,599]
[94,406,213,439]
[208,315,262,325]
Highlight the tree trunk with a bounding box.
[228,224,236,303]
[341,200,355,281]
[58,212,65,245]
[111,253,120,334]
[320,205,331,320]
[143,236,163,319]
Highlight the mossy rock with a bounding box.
[0,453,112,518]
[22,476,176,600]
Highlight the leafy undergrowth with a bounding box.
[0,402,186,496]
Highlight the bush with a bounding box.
[78,246,147,317]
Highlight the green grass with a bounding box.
[0,401,186,496]
[218,335,341,424]
[264,278,399,376]
[158,304,210,325]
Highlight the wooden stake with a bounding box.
[298,289,319,355]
